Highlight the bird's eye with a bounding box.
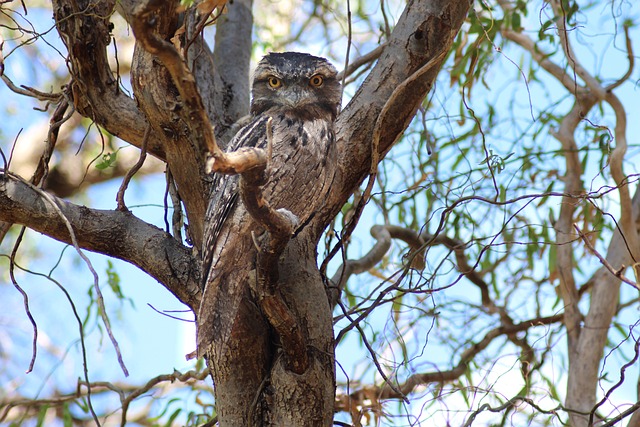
[309,75,324,87]
[268,77,282,88]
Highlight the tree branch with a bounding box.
[126,0,267,251]
[210,0,253,142]
[335,314,563,407]
[319,0,470,237]
[0,172,201,310]
[52,0,163,158]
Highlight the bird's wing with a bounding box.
[201,115,269,288]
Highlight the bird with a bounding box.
[196,52,341,407]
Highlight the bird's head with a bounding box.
[250,52,341,120]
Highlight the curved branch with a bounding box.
[335,314,563,406]
[0,172,201,310]
[606,24,634,92]
[330,225,392,294]
[52,0,163,158]
[237,120,307,374]
[606,92,640,264]
[319,0,470,235]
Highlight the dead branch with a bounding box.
[1,74,62,102]
[238,118,307,374]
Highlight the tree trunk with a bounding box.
[565,186,640,426]
[40,0,471,425]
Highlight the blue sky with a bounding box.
[2,1,640,426]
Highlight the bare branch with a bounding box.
[573,223,639,290]
[0,172,202,310]
[335,314,563,405]
[1,74,62,102]
[52,0,161,157]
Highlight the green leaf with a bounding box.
[511,12,522,30]
[164,408,182,427]
[106,260,124,300]
[36,405,49,427]
[62,403,73,427]
[95,151,118,170]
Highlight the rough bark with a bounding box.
[323,0,470,224]
[200,1,471,423]
[0,173,201,310]
[0,0,472,425]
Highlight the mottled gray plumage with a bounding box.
[198,52,341,355]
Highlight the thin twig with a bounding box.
[117,124,151,211]
[8,227,38,374]
[19,176,131,379]
[573,223,639,290]
[1,74,62,101]
[340,0,352,98]
[322,48,448,278]
[606,24,634,92]
[337,299,408,403]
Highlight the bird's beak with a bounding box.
[282,87,306,107]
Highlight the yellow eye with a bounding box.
[268,76,282,88]
[309,75,324,87]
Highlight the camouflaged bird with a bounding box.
[197,53,341,407]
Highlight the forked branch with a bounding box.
[129,0,266,175]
